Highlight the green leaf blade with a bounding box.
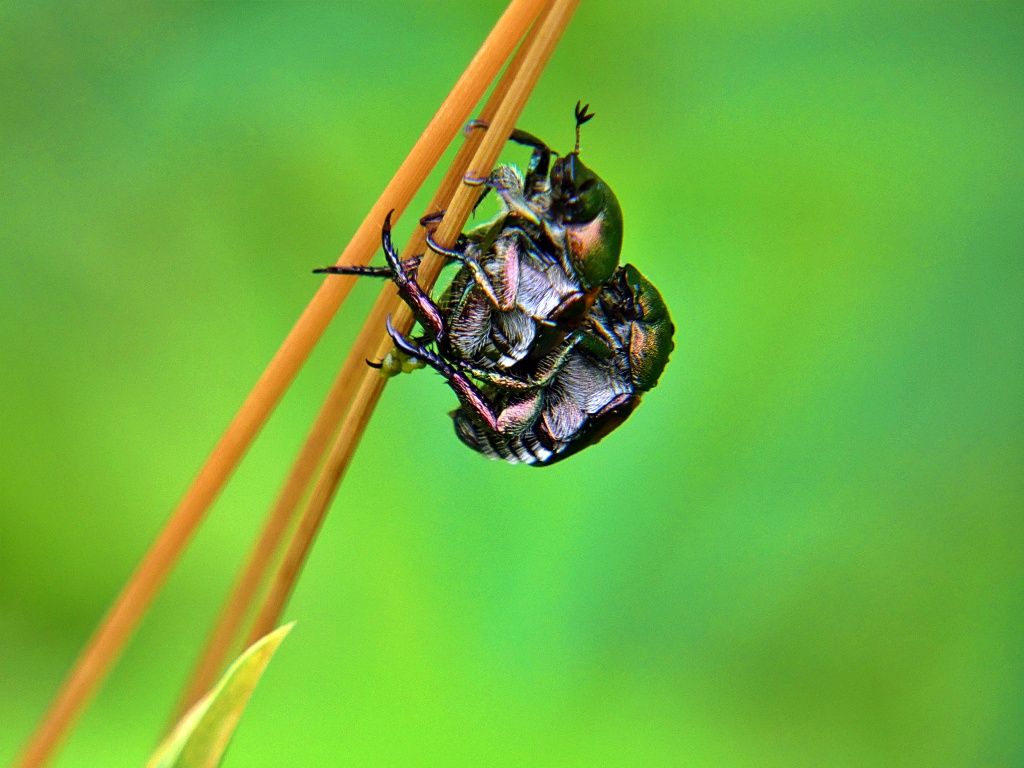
[148,622,294,768]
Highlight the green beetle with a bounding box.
[387,262,674,465]
[317,104,674,464]
[411,102,626,375]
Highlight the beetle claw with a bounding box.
[464,118,489,137]
[385,315,421,358]
[425,231,468,262]
[419,209,446,228]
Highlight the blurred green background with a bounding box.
[2,1,1022,766]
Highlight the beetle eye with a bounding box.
[565,196,585,218]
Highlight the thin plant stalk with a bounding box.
[247,0,580,644]
[171,1,550,722]
[14,2,544,765]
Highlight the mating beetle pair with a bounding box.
[318,104,674,465]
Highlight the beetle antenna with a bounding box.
[573,100,595,154]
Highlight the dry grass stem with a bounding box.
[241,17,543,644]
[171,0,550,724]
[15,1,544,765]
[246,0,579,644]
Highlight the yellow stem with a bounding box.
[13,2,544,765]
[168,0,548,727]
[246,0,579,645]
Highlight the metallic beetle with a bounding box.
[440,263,674,465]
[317,106,674,464]
[323,104,625,382]
[430,102,624,374]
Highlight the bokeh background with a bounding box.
[2,1,1022,766]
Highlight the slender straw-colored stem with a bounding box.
[169,301,389,721]
[247,0,579,644]
[171,0,548,724]
[14,3,543,766]
[240,22,538,644]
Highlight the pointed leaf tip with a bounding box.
[147,623,294,768]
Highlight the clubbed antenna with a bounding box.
[573,99,595,153]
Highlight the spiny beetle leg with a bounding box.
[427,230,513,311]
[384,317,444,372]
[314,264,391,278]
[462,351,563,391]
[381,211,446,341]
[385,316,503,433]
[511,129,553,192]
[313,255,421,278]
[462,116,554,189]
[463,118,551,153]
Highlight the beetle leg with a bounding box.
[576,327,616,361]
[313,255,421,278]
[461,330,583,390]
[425,230,516,312]
[462,116,554,188]
[389,317,550,442]
[423,230,467,259]
[531,331,585,381]
[386,317,544,436]
[485,165,542,227]
[420,185,490,230]
[386,316,506,432]
[486,123,554,184]
[508,128,551,152]
[379,211,447,341]
[463,118,553,156]
[460,368,535,390]
[463,118,489,136]
[525,330,584,385]
[419,210,445,227]
[510,129,553,195]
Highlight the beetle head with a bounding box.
[549,103,623,289]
